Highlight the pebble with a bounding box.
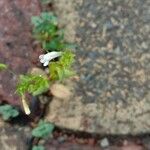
[100,138,109,148]
[57,135,67,143]
[141,42,148,49]
[90,22,97,28]
[50,83,71,100]
[30,67,46,77]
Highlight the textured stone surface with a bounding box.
[0,125,31,150]
[46,0,150,134]
[0,0,41,106]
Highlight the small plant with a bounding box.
[31,12,73,51]
[16,12,75,114]
[16,74,49,96]
[16,74,50,114]
[32,120,54,138]
[32,145,45,150]
[49,50,75,80]
[0,63,7,71]
[0,104,19,120]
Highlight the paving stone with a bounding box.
[100,138,109,148]
[46,0,150,134]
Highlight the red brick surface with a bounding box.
[0,0,41,106]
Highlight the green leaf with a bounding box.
[60,51,75,67]
[43,39,65,51]
[56,67,64,80]
[0,63,7,71]
[32,145,45,150]
[63,68,75,78]
[0,105,19,120]
[32,121,54,138]
[32,12,57,26]
[31,16,43,27]
[16,75,49,96]
[41,12,57,24]
[56,67,74,81]
[49,51,75,81]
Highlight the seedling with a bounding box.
[16,74,49,96]
[16,12,75,114]
[0,104,19,120]
[16,74,50,114]
[0,63,7,70]
[49,50,75,80]
[32,120,54,138]
[31,12,73,52]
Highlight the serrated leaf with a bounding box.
[56,67,64,80]
[60,51,75,67]
[43,39,65,51]
[0,63,7,70]
[0,105,19,120]
[41,12,57,24]
[16,75,49,96]
[32,121,54,138]
[63,68,75,77]
[49,51,75,81]
[31,16,43,27]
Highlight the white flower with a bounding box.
[39,51,62,66]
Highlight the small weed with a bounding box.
[49,50,75,80]
[16,75,50,114]
[16,12,75,114]
[31,12,73,52]
[32,120,54,138]
[0,104,19,121]
[0,63,7,70]
[16,74,49,97]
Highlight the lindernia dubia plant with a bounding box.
[16,12,75,115]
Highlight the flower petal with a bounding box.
[39,51,62,67]
[40,58,45,63]
[39,55,44,59]
[46,52,62,61]
[43,61,49,66]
